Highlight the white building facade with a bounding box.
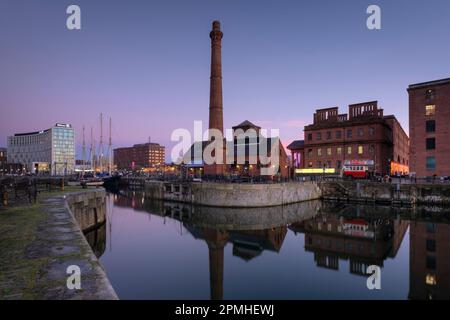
[7,123,75,175]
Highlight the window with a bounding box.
[426,239,436,252]
[357,128,364,137]
[358,146,363,154]
[426,274,437,286]
[327,148,332,156]
[347,129,353,138]
[337,147,342,155]
[336,131,342,139]
[426,256,436,270]
[326,131,331,140]
[308,149,313,157]
[427,223,436,233]
[317,148,322,156]
[426,120,436,133]
[426,156,436,170]
[307,133,312,141]
[316,132,322,140]
[426,138,436,150]
[425,89,435,100]
[369,127,375,136]
[347,146,352,155]
[369,145,375,155]
[425,105,436,116]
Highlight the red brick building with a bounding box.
[183,120,289,178]
[114,143,165,170]
[408,78,450,178]
[288,101,409,176]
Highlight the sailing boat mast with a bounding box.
[90,127,95,172]
[108,116,112,174]
[82,126,86,177]
[99,113,104,173]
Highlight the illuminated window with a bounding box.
[358,146,363,154]
[425,105,436,116]
[347,146,352,155]
[327,148,332,156]
[337,147,342,155]
[317,148,322,156]
[426,274,437,286]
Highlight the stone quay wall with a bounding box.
[65,189,107,232]
[320,180,450,205]
[144,181,322,207]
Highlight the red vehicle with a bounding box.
[341,160,374,179]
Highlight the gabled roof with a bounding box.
[232,120,261,130]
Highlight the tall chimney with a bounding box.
[209,20,224,136]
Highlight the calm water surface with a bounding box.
[85,190,450,300]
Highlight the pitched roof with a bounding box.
[232,120,261,130]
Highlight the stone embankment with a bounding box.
[143,181,322,207]
[0,189,117,300]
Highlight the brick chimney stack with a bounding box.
[208,20,224,136]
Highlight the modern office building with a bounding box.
[408,78,450,178]
[114,142,165,170]
[288,101,409,176]
[7,123,75,175]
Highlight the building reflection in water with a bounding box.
[290,204,409,276]
[96,190,450,300]
[185,226,287,300]
[409,217,450,300]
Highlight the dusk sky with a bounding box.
[1,0,450,161]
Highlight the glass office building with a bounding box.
[7,123,75,175]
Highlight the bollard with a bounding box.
[2,189,8,206]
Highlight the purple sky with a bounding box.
[1,0,450,161]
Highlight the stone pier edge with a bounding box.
[61,189,118,300]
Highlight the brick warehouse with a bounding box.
[408,78,450,178]
[114,142,165,171]
[288,101,409,176]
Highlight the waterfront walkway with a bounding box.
[0,188,117,300]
